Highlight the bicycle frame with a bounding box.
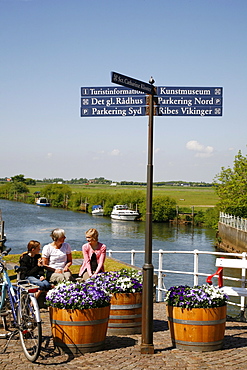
[0,267,18,323]
[0,249,42,361]
[0,257,41,324]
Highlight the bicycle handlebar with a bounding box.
[1,247,12,256]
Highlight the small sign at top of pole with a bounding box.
[111,71,155,95]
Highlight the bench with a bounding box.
[207,257,247,316]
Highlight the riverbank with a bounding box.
[0,182,218,224]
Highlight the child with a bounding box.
[19,240,51,298]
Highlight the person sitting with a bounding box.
[42,228,73,284]
[19,240,51,298]
[79,228,106,280]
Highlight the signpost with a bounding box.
[80,73,223,355]
[110,72,156,354]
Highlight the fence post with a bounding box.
[131,250,135,266]
[240,252,247,318]
[157,250,163,302]
[108,249,112,258]
[193,249,199,286]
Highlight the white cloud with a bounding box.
[46,153,53,159]
[186,140,214,158]
[110,149,120,156]
[154,148,161,154]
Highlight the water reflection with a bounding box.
[111,220,140,238]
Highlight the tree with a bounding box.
[42,184,72,208]
[149,196,176,222]
[25,178,36,185]
[11,174,36,185]
[11,174,26,183]
[11,181,29,194]
[214,150,247,217]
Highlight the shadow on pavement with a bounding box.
[153,319,168,332]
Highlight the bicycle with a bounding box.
[0,248,42,362]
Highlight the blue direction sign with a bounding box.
[157,86,222,97]
[81,106,146,117]
[81,86,145,96]
[154,106,222,116]
[156,96,222,107]
[81,95,147,108]
[111,71,154,95]
[80,85,223,117]
[154,86,223,116]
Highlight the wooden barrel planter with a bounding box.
[166,305,227,352]
[107,292,142,335]
[49,305,110,355]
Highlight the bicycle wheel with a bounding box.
[17,291,42,362]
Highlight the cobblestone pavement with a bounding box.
[1,302,247,370]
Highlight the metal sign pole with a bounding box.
[141,80,155,354]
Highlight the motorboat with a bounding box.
[111,205,139,221]
[36,197,50,206]
[92,205,104,216]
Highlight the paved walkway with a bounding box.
[1,302,247,369]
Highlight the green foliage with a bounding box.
[193,210,205,226]
[0,174,35,201]
[25,178,36,185]
[11,174,26,182]
[214,150,247,217]
[11,174,36,185]
[150,196,176,222]
[12,181,29,194]
[203,207,220,229]
[0,181,29,200]
[0,182,11,197]
[41,184,72,207]
[68,190,176,222]
[224,206,247,218]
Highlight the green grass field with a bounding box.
[27,183,218,207]
[1,182,219,213]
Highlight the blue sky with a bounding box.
[1,0,246,183]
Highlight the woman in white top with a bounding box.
[42,228,73,284]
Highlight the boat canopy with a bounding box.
[92,205,103,210]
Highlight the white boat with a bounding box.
[92,205,104,216]
[36,197,50,206]
[111,205,139,221]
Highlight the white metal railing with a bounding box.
[220,212,247,232]
[107,248,247,314]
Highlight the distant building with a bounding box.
[110,182,117,186]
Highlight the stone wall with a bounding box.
[217,222,247,253]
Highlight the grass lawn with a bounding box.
[4,252,134,281]
[26,183,218,210]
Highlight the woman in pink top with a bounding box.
[79,228,106,280]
